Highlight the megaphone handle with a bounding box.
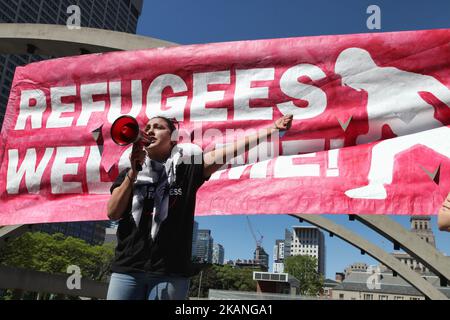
[131,142,144,172]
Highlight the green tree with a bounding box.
[189,264,257,298]
[0,232,114,281]
[284,255,324,296]
[0,231,115,299]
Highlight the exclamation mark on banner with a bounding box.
[327,139,343,177]
[327,149,339,177]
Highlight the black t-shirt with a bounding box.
[109,155,207,277]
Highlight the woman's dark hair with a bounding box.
[150,116,179,133]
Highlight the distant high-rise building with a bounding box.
[0,0,142,243]
[272,227,326,275]
[290,226,326,276]
[192,220,199,259]
[195,229,213,263]
[212,243,225,265]
[39,220,109,245]
[273,241,278,262]
[272,239,285,273]
[254,246,269,271]
[283,229,292,259]
[0,0,143,126]
[273,239,284,261]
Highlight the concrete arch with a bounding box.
[0,23,176,57]
[355,215,450,285]
[292,214,447,300]
[0,225,36,249]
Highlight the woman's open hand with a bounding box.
[273,114,293,131]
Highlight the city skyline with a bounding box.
[195,214,450,279]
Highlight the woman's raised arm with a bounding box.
[203,114,293,178]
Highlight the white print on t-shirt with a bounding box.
[169,188,183,196]
[142,186,182,198]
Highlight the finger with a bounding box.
[138,151,146,160]
[141,131,150,140]
[130,150,140,158]
[130,149,145,161]
[133,150,146,160]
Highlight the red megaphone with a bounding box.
[111,115,148,171]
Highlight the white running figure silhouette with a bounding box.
[345,126,450,199]
[334,48,450,199]
[335,48,450,145]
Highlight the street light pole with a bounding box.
[197,270,203,299]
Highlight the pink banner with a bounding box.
[1,29,450,225]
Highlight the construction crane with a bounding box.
[246,216,264,248]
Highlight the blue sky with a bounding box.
[136,0,450,279]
